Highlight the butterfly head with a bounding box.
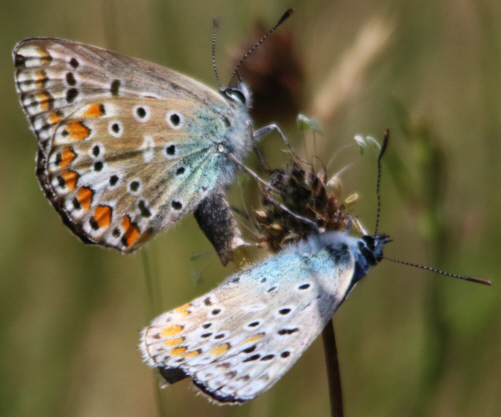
[358,234,391,266]
[221,81,252,109]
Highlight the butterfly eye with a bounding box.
[223,88,247,105]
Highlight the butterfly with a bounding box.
[12,11,294,264]
[140,230,390,403]
[140,133,490,404]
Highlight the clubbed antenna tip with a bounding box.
[228,9,295,86]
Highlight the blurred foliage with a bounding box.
[1,1,500,417]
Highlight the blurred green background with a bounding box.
[1,0,500,416]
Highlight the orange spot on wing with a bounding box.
[48,111,61,124]
[77,187,93,211]
[174,304,191,312]
[93,205,112,228]
[136,229,153,245]
[83,104,105,118]
[60,170,79,190]
[59,147,76,168]
[240,333,264,345]
[209,343,230,357]
[180,349,201,358]
[37,91,52,111]
[121,215,140,247]
[160,325,183,338]
[170,347,187,356]
[35,70,47,88]
[66,121,90,140]
[163,337,184,348]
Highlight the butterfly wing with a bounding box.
[13,38,244,252]
[140,241,356,403]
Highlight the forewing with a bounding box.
[140,245,356,403]
[13,38,231,252]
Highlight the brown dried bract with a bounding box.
[254,161,350,252]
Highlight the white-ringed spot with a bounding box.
[174,165,187,177]
[93,160,105,172]
[133,105,151,123]
[163,143,178,159]
[166,111,183,130]
[67,57,80,70]
[127,178,142,195]
[108,120,123,138]
[88,143,104,159]
[274,306,294,318]
[245,320,262,330]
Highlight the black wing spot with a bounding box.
[112,228,121,237]
[260,278,267,283]
[69,57,79,69]
[166,144,176,156]
[138,200,151,218]
[175,166,185,176]
[281,351,291,358]
[171,201,182,210]
[169,113,180,126]
[248,321,260,328]
[242,345,256,354]
[279,308,291,315]
[136,106,147,118]
[267,286,277,293]
[110,79,120,96]
[14,54,26,67]
[203,297,212,306]
[243,354,261,363]
[278,328,299,335]
[261,354,275,361]
[211,309,221,316]
[72,197,81,210]
[202,323,212,329]
[66,88,78,103]
[130,181,140,192]
[92,145,100,157]
[66,72,76,86]
[298,283,310,290]
[109,175,119,186]
[94,161,103,172]
[214,334,225,340]
[89,217,99,230]
[111,123,120,134]
[201,333,212,338]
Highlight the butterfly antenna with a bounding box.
[383,256,491,286]
[373,129,390,237]
[212,18,222,88]
[227,9,294,86]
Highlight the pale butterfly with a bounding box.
[140,133,490,404]
[12,10,295,265]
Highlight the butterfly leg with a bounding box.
[245,122,270,172]
[253,124,312,166]
[228,154,319,231]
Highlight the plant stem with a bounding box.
[322,319,344,417]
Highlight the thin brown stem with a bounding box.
[322,319,344,417]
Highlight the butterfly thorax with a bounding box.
[215,83,253,187]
